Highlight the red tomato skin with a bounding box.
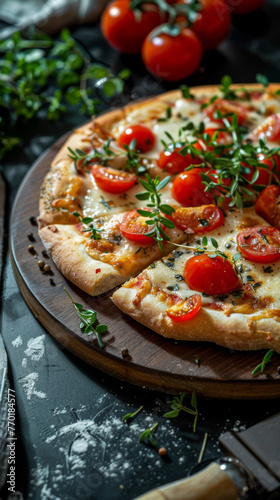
[243,154,280,185]
[120,209,155,245]
[204,98,247,125]
[118,124,155,153]
[168,204,224,233]
[226,0,266,15]
[158,144,202,174]
[184,254,241,295]
[237,226,280,263]
[91,165,137,194]
[188,0,231,50]
[166,294,202,321]
[255,185,280,228]
[101,0,162,54]
[141,28,203,82]
[172,169,215,207]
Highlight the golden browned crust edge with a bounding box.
[112,286,280,353]
[39,225,125,296]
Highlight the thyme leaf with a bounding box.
[73,211,102,240]
[139,423,158,448]
[252,349,274,376]
[122,406,143,422]
[163,391,198,433]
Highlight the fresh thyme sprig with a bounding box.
[251,349,274,376]
[163,391,198,433]
[170,236,228,261]
[136,174,176,251]
[64,288,107,348]
[73,211,102,240]
[139,423,159,448]
[122,406,143,422]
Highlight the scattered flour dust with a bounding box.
[24,334,46,361]
[11,335,23,347]
[19,372,47,400]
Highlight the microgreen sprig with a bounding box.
[64,288,107,348]
[251,349,274,376]
[163,391,198,433]
[136,174,176,251]
[139,423,159,448]
[122,406,143,422]
[73,211,102,240]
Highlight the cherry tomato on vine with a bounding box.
[183,254,241,295]
[141,27,203,82]
[226,0,266,15]
[243,154,280,186]
[166,294,202,321]
[158,143,202,174]
[203,98,247,125]
[120,208,158,245]
[168,204,224,233]
[177,0,231,50]
[255,185,280,229]
[172,168,215,207]
[91,165,137,193]
[118,124,155,153]
[237,226,280,263]
[101,0,163,54]
[251,114,280,143]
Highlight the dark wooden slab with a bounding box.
[10,131,280,399]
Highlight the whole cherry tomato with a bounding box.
[255,185,280,229]
[120,208,161,245]
[118,124,155,153]
[237,226,280,263]
[158,143,202,175]
[141,27,203,82]
[226,0,266,15]
[203,98,247,125]
[166,294,202,321]
[177,0,231,50]
[184,254,241,295]
[101,0,162,54]
[167,204,224,233]
[91,165,137,193]
[172,168,215,207]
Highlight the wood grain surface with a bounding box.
[9,127,280,399]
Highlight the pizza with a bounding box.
[38,80,280,354]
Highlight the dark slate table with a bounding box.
[1,1,280,498]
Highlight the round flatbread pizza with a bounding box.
[38,80,280,354]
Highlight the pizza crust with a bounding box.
[112,286,280,353]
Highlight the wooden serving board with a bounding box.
[10,131,280,399]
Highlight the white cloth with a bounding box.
[0,0,109,36]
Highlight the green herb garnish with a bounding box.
[252,349,274,376]
[139,423,158,448]
[198,432,208,464]
[122,406,143,422]
[73,211,102,240]
[163,391,198,433]
[64,288,107,348]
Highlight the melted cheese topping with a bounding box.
[143,207,280,313]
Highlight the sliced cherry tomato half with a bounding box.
[203,98,247,125]
[184,254,241,295]
[120,208,157,245]
[251,114,280,143]
[166,294,202,322]
[243,154,280,185]
[91,165,137,194]
[172,168,215,207]
[168,205,224,234]
[255,185,280,228]
[158,143,202,175]
[237,226,280,263]
[118,124,155,153]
